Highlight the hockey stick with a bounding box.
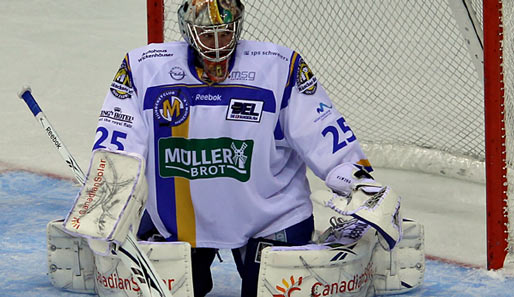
[17,87,86,185]
[18,87,172,297]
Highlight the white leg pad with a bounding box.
[95,241,194,297]
[47,219,96,293]
[256,220,425,297]
[48,219,194,296]
[372,219,425,295]
[257,230,378,297]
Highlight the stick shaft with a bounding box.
[19,88,86,184]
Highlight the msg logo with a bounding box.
[229,70,256,81]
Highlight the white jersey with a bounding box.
[94,40,371,249]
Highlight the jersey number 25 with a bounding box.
[322,117,356,153]
[93,127,127,151]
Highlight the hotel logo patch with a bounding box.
[99,107,135,128]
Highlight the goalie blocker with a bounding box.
[62,149,148,253]
[60,149,175,297]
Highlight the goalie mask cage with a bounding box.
[147,0,514,271]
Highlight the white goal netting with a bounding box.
[158,0,513,269]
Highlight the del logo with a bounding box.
[110,58,134,99]
[158,137,253,181]
[153,89,190,126]
[273,276,303,297]
[226,99,264,123]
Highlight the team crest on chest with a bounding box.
[296,57,318,95]
[153,89,190,126]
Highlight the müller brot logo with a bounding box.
[158,137,254,182]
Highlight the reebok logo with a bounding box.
[45,126,62,149]
[195,94,222,101]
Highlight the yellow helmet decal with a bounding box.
[208,0,223,24]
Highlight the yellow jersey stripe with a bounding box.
[171,117,196,246]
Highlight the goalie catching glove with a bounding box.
[324,163,403,250]
[62,149,148,254]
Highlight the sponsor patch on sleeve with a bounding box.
[110,58,135,99]
[296,57,318,95]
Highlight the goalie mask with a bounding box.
[178,0,244,83]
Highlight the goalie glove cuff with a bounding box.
[328,185,403,250]
[325,163,377,197]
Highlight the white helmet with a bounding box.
[178,0,245,82]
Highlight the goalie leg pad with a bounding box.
[47,219,96,294]
[256,230,378,297]
[372,219,425,295]
[63,149,148,249]
[95,240,194,297]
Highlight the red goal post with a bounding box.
[483,1,510,271]
[147,0,165,44]
[147,0,514,271]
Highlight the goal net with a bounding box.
[147,0,513,271]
